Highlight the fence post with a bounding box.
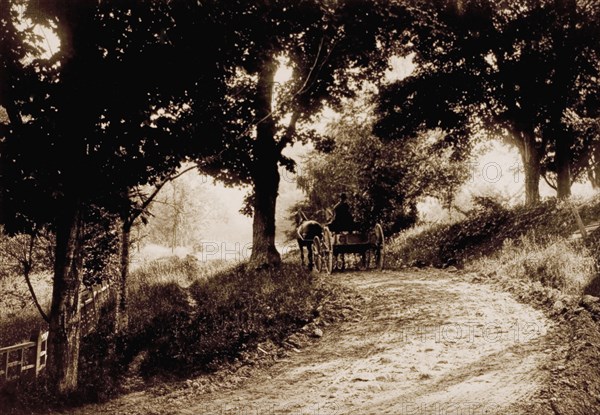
[35,330,48,377]
[568,199,587,240]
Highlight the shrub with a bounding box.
[77,296,120,403]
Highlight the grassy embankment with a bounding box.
[386,198,600,297]
[1,253,336,411]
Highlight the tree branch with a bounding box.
[23,233,49,323]
[542,172,557,190]
[126,164,198,227]
[277,111,300,151]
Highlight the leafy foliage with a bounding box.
[193,0,410,185]
[81,206,120,287]
[0,228,53,281]
[295,108,471,235]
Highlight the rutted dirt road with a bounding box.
[66,269,559,415]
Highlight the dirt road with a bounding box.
[67,269,557,415]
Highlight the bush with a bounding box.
[77,296,120,403]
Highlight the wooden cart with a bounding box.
[311,224,384,274]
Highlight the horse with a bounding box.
[295,210,323,270]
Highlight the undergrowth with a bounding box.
[123,261,320,379]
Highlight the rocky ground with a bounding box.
[42,267,600,415]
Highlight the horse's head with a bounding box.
[295,209,309,227]
[323,208,334,223]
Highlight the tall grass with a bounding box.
[120,255,321,380]
[0,273,52,346]
[2,249,325,411]
[126,255,233,335]
[186,263,320,367]
[386,199,600,268]
[472,234,597,294]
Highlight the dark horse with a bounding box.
[295,210,323,270]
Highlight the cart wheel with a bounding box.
[323,227,334,274]
[312,236,323,273]
[374,223,385,271]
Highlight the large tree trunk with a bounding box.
[588,142,600,189]
[555,131,572,199]
[250,56,281,268]
[47,196,84,395]
[519,130,542,205]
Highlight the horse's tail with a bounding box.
[298,220,323,241]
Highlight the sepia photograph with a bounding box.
[1,0,600,414]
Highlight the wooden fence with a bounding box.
[0,330,47,383]
[0,282,111,384]
[80,282,111,336]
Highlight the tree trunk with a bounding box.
[520,131,542,205]
[114,220,131,334]
[250,55,281,268]
[588,162,600,190]
[555,132,572,199]
[47,196,84,395]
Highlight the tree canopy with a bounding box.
[187,0,410,266]
[0,0,227,394]
[375,0,600,205]
[1,0,412,392]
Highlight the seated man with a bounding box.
[328,193,356,233]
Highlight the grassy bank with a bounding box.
[1,254,329,412]
[387,197,600,414]
[123,258,322,378]
[389,198,599,265]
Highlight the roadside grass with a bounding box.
[386,197,600,270]
[123,258,321,379]
[471,234,596,295]
[387,197,600,297]
[186,262,320,368]
[3,253,325,410]
[126,255,232,335]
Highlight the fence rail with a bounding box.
[0,330,47,383]
[0,282,111,384]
